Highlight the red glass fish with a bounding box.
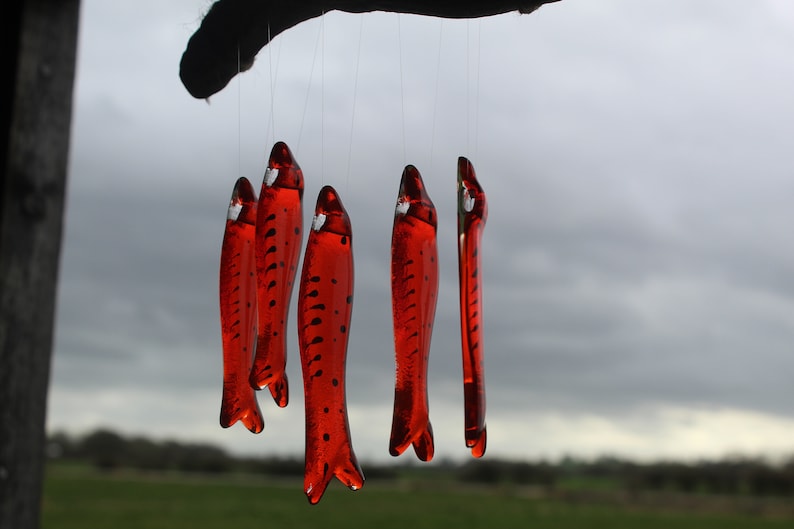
[457,157,488,457]
[298,185,364,504]
[249,141,304,407]
[389,165,438,461]
[219,177,264,434]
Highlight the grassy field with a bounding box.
[42,463,793,529]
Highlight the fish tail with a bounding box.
[389,415,434,461]
[220,400,264,434]
[305,451,364,505]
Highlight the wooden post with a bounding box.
[0,1,81,528]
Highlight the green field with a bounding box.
[42,464,793,529]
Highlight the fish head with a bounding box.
[311,185,351,237]
[227,177,257,224]
[457,157,488,224]
[395,165,437,228]
[265,141,304,197]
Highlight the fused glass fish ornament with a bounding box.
[457,157,488,457]
[297,185,364,504]
[219,177,264,434]
[250,141,304,408]
[389,165,438,461]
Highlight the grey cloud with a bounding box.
[49,0,794,459]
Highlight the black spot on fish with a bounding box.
[323,463,329,474]
[267,263,278,272]
[294,227,300,235]
[331,278,337,284]
[269,300,276,307]
[323,433,330,441]
[340,236,347,245]
[346,295,352,304]
[310,303,326,310]
[473,247,478,258]
[310,336,324,344]
[313,369,323,378]
[323,407,329,413]
[472,268,478,278]
[266,213,276,221]
[312,354,322,362]
[424,275,429,281]
[310,317,322,325]
[310,275,321,283]
[266,245,277,255]
[340,325,346,333]
[265,228,277,238]
[267,280,277,290]
[332,378,339,387]
[307,289,319,297]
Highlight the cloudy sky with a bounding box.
[48,0,794,464]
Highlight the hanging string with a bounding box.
[466,21,470,155]
[321,11,325,184]
[397,14,407,164]
[474,19,482,162]
[267,23,276,146]
[297,17,324,154]
[237,42,242,179]
[428,21,444,177]
[345,16,364,191]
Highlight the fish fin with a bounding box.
[267,373,289,408]
[467,426,487,458]
[248,339,273,390]
[388,418,409,457]
[411,421,434,462]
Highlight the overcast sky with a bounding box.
[48,0,794,464]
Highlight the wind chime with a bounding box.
[218,141,488,504]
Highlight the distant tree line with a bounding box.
[47,429,794,497]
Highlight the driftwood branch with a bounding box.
[180,0,561,99]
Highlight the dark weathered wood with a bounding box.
[180,0,562,98]
[0,1,81,528]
